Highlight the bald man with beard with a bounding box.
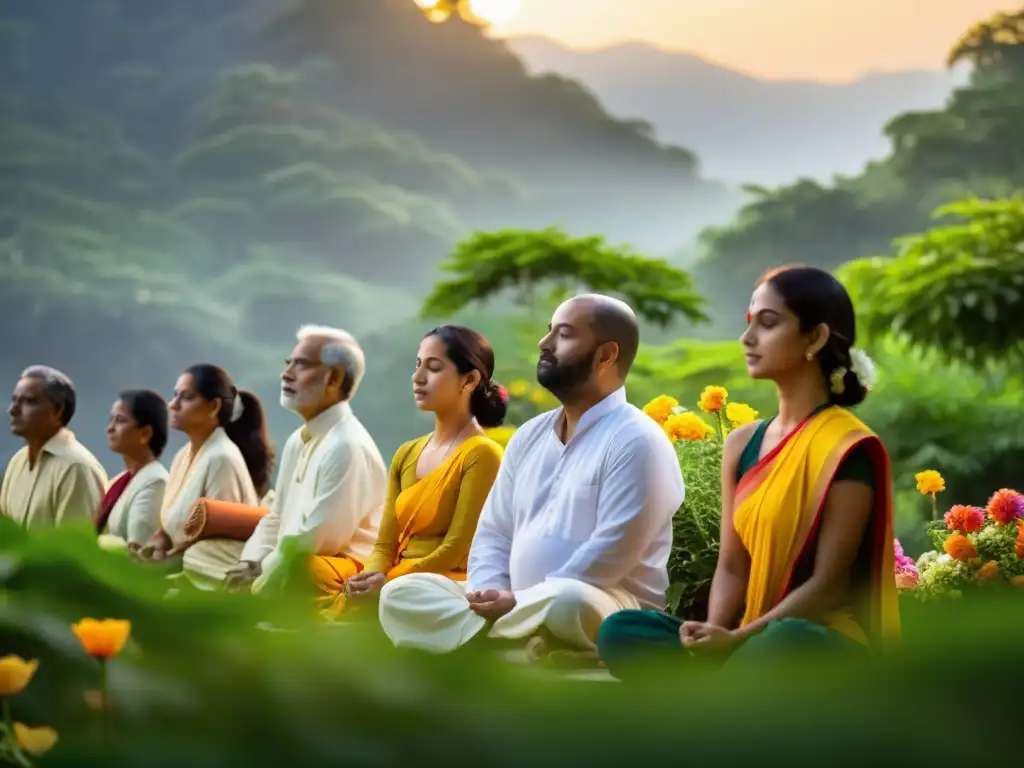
[378,295,685,659]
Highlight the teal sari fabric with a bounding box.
[597,611,862,681]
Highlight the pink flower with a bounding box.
[895,568,919,590]
[893,538,916,571]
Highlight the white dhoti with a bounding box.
[181,538,246,589]
[378,573,640,654]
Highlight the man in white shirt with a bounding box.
[377,294,685,656]
[183,325,387,606]
[2,365,107,530]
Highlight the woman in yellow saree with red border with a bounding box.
[597,266,900,679]
[336,325,505,614]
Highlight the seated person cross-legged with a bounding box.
[596,267,901,680]
[344,325,505,610]
[191,326,388,605]
[377,295,685,658]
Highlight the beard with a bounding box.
[536,346,597,400]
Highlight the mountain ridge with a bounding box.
[505,35,971,184]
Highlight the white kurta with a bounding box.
[103,461,168,548]
[185,402,387,589]
[160,427,258,550]
[378,387,685,652]
[0,429,107,530]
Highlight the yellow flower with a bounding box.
[914,470,945,496]
[725,402,759,427]
[528,388,547,405]
[13,723,59,755]
[0,655,38,696]
[71,618,131,659]
[663,412,713,442]
[507,379,529,398]
[642,395,679,424]
[698,386,728,414]
[485,425,516,448]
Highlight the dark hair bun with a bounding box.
[471,380,507,428]
[829,365,867,407]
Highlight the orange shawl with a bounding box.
[733,406,900,648]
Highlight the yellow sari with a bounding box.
[383,436,490,582]
[733,406,900,648]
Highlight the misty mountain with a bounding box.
[507,36,970,185]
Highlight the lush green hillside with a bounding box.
[0,0,736,465]
[692,9,1024,332]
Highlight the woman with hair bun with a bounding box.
[341,325,504,610]
[141,363,274,561]
[598,266,900,679]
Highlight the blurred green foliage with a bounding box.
[0,519,1019,765]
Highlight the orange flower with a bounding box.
[71,618,131,659]
[13,723,58,755]
[663,412,713,441]
[986,488,1023,526]
[0,655,38,696]
[943,533,976,562]
[976,561,1000,581]
[642,395,679,425]
[698,386,728,414]
[943,505,985,534]
[1010,575,1024,587]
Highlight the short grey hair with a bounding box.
[21,365,77,425]
[296,324,366,401]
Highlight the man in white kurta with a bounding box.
[182,325,387,593]
[1,366,107,530]
[378,295,685,654]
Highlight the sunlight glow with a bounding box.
[466,0,524,26]
[414,0,442,8]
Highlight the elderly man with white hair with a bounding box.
[181,326,388,605]
[2,365,107,529]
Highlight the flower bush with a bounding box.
[0,654,58,765]
[896,481,1024,600]
[642,386,760,617]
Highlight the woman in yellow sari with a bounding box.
[340,325,504,610]
[597,266,900,679]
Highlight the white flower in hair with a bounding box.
[848,348,877,391]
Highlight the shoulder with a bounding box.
[463,436,503,467]
[135,461,169,487]
[62,442,106,480]
[509,410,559,447]
[724,420,762,457]
[607,405,675,456]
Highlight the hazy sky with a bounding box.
[490,0,1010,81]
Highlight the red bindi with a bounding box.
[745,312,752,324]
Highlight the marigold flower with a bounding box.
[13,723,59,755]
[0,655,39,696]
[976,560,1000,581]
[698,386,728,414]
[986,488,1024,526]
[725,402,759,427]
[71,618,131,659]
[507,379,529,398]
[943,533,976,562]
[914,470,945,496]
[663,412,713,442]
[528,388,547,405]
[642,395,679,424]
[1010,575,1024,587]
[944,505,985,534]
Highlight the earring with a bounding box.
[806,351,814,361]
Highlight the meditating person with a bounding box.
[96,389,170,551]
[2,366,107,529]
[596,266,900,680]
[186,326,387,601]
[141,364,273,561]
[343,325,505,611]
[377,295,685,657]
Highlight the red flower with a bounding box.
[986,488,1024,526]
[944,505,985,533]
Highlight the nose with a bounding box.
[740,325,754,347]
[537,331,553,351]
[7,403,15,417]
[281,369,293,383]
